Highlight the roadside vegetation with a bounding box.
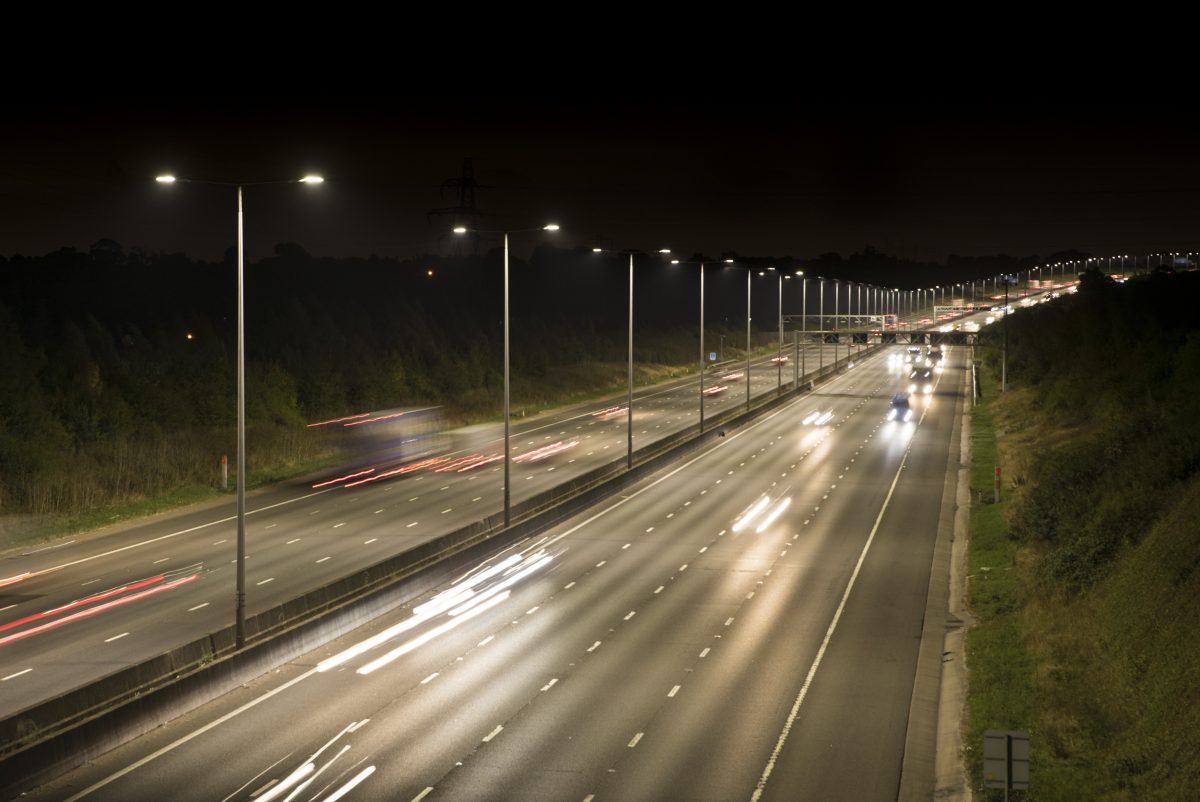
[966,267,1200,799]
[0,243,784,549]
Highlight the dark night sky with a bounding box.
[2,93,1197,264]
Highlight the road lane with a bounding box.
[0,345,852,715]
[19,345,965,801]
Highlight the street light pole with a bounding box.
[503,233,511,526]
[455,223,558,527]
[745,267,751,412]
[819,278,825,371]
[157,173,321,650]
[627,251,633,469]
[800,273,807,383]
[777,269,783,391]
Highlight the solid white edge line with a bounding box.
[750,383,921,802]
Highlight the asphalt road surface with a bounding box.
[0,343,859,716]
[19,341,967,801]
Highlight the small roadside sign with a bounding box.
[984,729,1029,796]
[709,352,717,361]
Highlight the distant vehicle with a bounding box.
[887,393,914,422]
[905,346,922,364]
[908,368,934,394]
[802,408,834,426]
[770,355,789,364]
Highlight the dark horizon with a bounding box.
[3,95,1197,265]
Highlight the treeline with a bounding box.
[981,266,1200,588]
[0,242,714,520]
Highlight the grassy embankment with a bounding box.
[964,271,1200,800]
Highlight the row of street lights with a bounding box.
[154,171,1171,650]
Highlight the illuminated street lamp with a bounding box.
[670,256,733,431]
[592,246,672,469]
[157,172,322,650]
[454,223,560,526]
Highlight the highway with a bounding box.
[0,341,862,716]
[20,342,966,801]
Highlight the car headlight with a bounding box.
[924,384,932,394]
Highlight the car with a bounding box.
[905,346,922,364]
[908,367,934,394]
[887,393,914,422]
[802,408,834,426]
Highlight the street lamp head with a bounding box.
[453,226,468,234]
[795,270,804,276]
[671,259,680,264]
[658,248,671,254]
[155,175,176,183]
[544,224,560,231]
[298,175,324,184]
[593,247,603,253]
[723,259,734,264]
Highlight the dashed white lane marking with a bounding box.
[747,591,756,599]
[374,509,384,514]
[666,513,674,518]
[482,725,503,743]
[333,522,346,529]
[407,522,419,528]
[622,543,631,549]
[265,523,277,529]
[526,606,540,615]
[2,668,33,681]
[316,557,331,563]
[699,647,710,658]
[472,497,482,502]
[153,558,169,564]
[628,732,644,748]
[478,635,494,647]
[0,604,16,612]
[257,578,274,586]
[412,787,435,802]
[668,685,681,697]
[587,641,602,652]
[104,632,129,643]
[286,538,300,544]
[81,578,102,586]
[624,611,636,620]
[596,561,606,568]
[564,581,576,589]
[541,678,558,692]
[725,617,735,626]
[440,486,450,491]
[409,497,419,502]
[582,795,595,802]
[421,672,439,685]
[646,527,654,533]
[679,564,689,572]
[654,586,664,594]
[699,546,707,553]
[188,603,210,612]
[213,540,227,546]
[364,538,377,545]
